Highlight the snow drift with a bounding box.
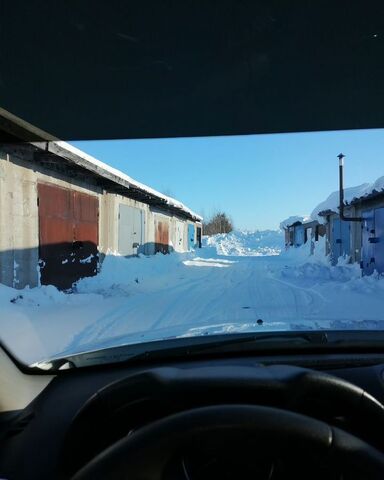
[203,230,284,256]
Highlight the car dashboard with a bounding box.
[2,351,384,480]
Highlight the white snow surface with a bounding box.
[203,230,284,256]
[279,215,311,230]
[56,141,202,221]
[2,230,384,366]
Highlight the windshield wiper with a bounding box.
[31,331,329,371]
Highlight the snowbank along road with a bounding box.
[2,230,384,365]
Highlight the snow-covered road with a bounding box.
[2,231,384,365]
[63,256,321,354]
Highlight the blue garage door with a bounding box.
[361,207,384,275]
[331,218,351,264]
[361,210,375,275]
[374,208,384,274]
[188,224,195,250]
[294,225,305,247]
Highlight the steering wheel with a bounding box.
[72,404,384,479]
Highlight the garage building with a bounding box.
[350,190,384,275]
[280,216,324,250]
[317,210,354,265]
[0,110,202,290]
[311,178,384,271]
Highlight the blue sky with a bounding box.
[71,129,384,230]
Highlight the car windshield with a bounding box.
[1,128,384,369]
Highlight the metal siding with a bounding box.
[288,227,294,245]
[361,210,375,275]
[330,218,350,264]
[72,191,99,282]
[38,183,72,244]
[340,220,351,257]
[188,224,195,249]
[374,207,384,274]
[330,218,341,264]
[118,204,133,256]
[175,220,184,252]
[155,219,169,254]
[133,208,144,255]
[196,226,202,248]
[38,183,73,289]
[294,225,304,246]
[118,205,144,256]
[38,183,99,289]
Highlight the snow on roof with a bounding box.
[351,175,384,203]
[0,108,199,220]
[52,141,203,221]
[279,215,311,230]
[310,181,383,222]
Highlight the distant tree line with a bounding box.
[203,211,233,236]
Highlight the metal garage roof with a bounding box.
[0,108,202,222]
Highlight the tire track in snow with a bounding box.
[267,273,330,321]
[60,255,330,356]
[63,264,218,353]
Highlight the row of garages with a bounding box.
[0,112,202,290]
[283,219,325,251]
[319,195,384,275]
[282,190,384,275]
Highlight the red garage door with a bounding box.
[155,219,169,254]
[38,183,99,290]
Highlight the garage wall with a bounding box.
[0,144,101,288]
[187,222,197,250]
[37,183,99,289]
[174,219,186,253]
[99,193,151,256]
[153,211,171,254]
[153,211,195,253]
[0,144,201,289]
[83,192,197,260]
[349,206,362,264]
[0,147,39,288]
[355,198,384,273]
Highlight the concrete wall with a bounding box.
[0,147,39,288]
[0,144,102,288]
[0,143,201,289]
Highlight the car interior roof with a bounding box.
[2,0,384,141]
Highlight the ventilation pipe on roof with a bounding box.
[338,153,361,222]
